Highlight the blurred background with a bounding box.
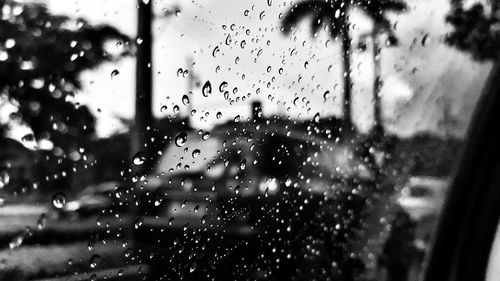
[0,0,496,280]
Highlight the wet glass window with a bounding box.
[0,0,496,280]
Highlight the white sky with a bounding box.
[41,0,491,138]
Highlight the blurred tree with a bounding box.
[364,0,407,136]
[446,0,500,60]
[0,0,131,152]
[281,0,407,133]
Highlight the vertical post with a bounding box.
[132,0,153,171]
[372,27,383,136]
[341,11,353,132]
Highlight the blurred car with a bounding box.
[134,127,379,280]
[51,181,127,219]
[396,176,449,221]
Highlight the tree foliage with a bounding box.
[281,0,407,40]
[446,2,500,61]
[0,0,131,151]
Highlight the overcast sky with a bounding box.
[41,0,492,138]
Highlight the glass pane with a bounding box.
[0,0,495,280]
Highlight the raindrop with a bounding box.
[219,81,228,92]
[202,131,210,141]
[111,69,119,78]
[323,91,330,101]
[225,34,232,45]
[132,151,146,166]
[173,105,180,113]
[259,11,266,20]
[190,262,197,273]
[168,217,175,225]
[234,115,241,122]
[182,95,190,105]
[160,105,168,112]
[0,171,10,188]
[314,113,320,123]
[52,192,66,209]
[37,213,46,230]
[421,34,429,46]
[90,254,101,269]
[9,234,24,249]
[239,159,247,170]
[212,46,220,57]
[267,0,272,6]
[134,217,144,229]
[216,112,222,119]
[192,149,201,158]
[175,132,188,147]
[202,81,212,97]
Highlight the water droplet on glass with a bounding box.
[190,262,197,273]
[182,95,190,105]
[239,159,247,170]
[225,34,232,45]
[132,151,146,166]
[234,115,241,122]
[219,81,228,92]
[202,81,212,97]
[212,46,220,58]
[202,131,210,141]
[259,11,266,20]
[192,149,201,158]
[175,132,188,147]
[111,69,119,78]
[90,254,101,269]
[314,113,320,123]
[421,34,429,46]
[52,192,66,209]
[323,91,330,101]
[37,213,46,230]
[134,217,144,229]
[0,171,10,189]
[9,234,24,249]
[216,112,222,119]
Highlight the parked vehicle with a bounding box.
[51,181,127,219]
[133,126,378,280]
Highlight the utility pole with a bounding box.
[132,0,153,173]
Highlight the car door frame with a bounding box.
[422,63,500,281]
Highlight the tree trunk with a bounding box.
[341,14,354,132]
[132,0,153,173]
[372,27,383,136]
